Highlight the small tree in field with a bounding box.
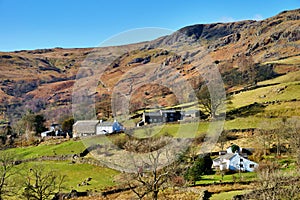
[22,165,66,200]
[196,68,226,120]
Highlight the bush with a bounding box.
[184,154,212,185]
[231,144,240,153]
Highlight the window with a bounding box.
[249,164,255,168]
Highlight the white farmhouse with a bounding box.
[96,120,124,135]
[73,120,124,137]
[213,153,258,172]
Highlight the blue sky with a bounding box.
[0,0,299,51]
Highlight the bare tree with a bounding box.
[0,151,20,200]
[197,85,225,118]
[22,165,66,200]
[119,136,185,200]
[283,117,300,166]
[257,120,283,157]
[125,149,178,200]
[244,161,300,199]
[254,128,272,157]
[217,130,228,151]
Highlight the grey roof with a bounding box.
[144,112,162,117]
[98,120,123,127]
[219,153,236,160]
[160,110,178,113]
[144,110,181,117]
[213,153,236,163]
[73,120,98,134]
[97,121,114,126]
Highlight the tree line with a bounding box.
[0,111,74,147]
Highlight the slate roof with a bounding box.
[213,153,236,161]
[98,121,114,126]
[160,110,178,113]
[144,112,162,117]
[73,120,98,134]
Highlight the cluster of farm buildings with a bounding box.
[71,109,203,137]
[41,109,259,172]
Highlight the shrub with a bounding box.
[184,154,212,185]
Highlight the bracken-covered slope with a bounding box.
[0,9,299,123]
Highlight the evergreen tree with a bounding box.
[184,154,212,185]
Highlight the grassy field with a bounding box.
[229,81,300,109]
[259,70,300,85]
[256,101,300,117]
[17,161,119,192]
[263,55,300,66]
[7,140,86,160]
[197,172,256,184]
[224,116,284,130]
[210,190,252,200]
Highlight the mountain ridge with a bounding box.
[0,8,299,123]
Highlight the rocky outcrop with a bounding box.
[155,20,255,47]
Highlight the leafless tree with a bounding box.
[124,149,179,200]
[217,130,228,151]
[283,117,300,166]
[257,120,284,157]
[254,128,272,157]
[244,161,300,199]
[0,151,20,200]
[197,85,225,118]
[22,165,66,200]
[118,136,186,200]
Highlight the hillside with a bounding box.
[0,9,299,123]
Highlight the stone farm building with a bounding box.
[73,120,124,137]
[142,110,183,124]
